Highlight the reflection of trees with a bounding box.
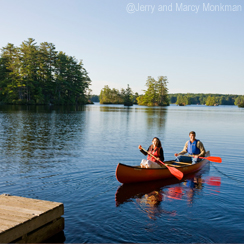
[99,105,125,113]
[99,105,133,133]
[98,105,168,132]
[0,105,86,171]
[144,107,168,130]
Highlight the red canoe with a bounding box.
[116,151,210,184]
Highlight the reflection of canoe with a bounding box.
[115,172,208,207]
[116,152,210,184]
[115,177,179,206]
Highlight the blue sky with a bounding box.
[0,0,243,95]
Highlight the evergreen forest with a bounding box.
[0,38,91,105]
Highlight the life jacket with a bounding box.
[187,140,200,155]
[147,146,160,162]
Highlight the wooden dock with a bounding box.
[0,194,64,243]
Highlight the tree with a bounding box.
[38,42,57,103]
[123,84,133,106]
[100,85,120,104]
[206,96,216,106]
[0,43,21,103]
[235,96,244,107]
[19,38,39,103]
[156,76,169,106]
[137,76,169,106]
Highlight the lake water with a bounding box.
[0,104,243,243]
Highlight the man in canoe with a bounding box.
[174,131,206,164]
[138,137,164,168]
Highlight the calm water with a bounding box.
[0,104,244,243]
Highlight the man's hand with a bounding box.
[174,153,178,157]
[138,145,142,150]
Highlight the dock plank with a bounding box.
[0,208,34,218]
[0,204,43,215]
[0,195,64,243]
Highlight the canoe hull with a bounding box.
[116,152,210,184]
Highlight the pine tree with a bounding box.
[123,84,133,106]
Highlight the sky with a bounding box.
[0,0,243,95]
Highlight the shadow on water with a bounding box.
[115,163,221,219]
[44,231,66,243]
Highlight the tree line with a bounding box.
[0,38,91,105]
[92,91,244,107]
[169,93,244,106]
[97,76,170,106]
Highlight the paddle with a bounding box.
[188,155,222,163]
[141,147,183,180]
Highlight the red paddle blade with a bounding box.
[166,165,184,180]
[158,160,184,180]
[205,156,222,163]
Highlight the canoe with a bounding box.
[116,151,210,184]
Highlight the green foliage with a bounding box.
[235,96,244,107]
[99,84,137,105]
[169,93,239,106]
[176,94,190,106]
[0,38,91,105]
[100,85,124,104]
[133,92,139,105]
[206,96,216,106]
[123,84,134,106]
[137,76,169,106]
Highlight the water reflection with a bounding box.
[115,174,221,219]
[143,107,168,129]
[99,105,125,112]
[0,104,86,113]
[204,176,221,196]
[181,176,204,206]
[0,105,87,170]
[98,105,168,130]
[136,190,176,220]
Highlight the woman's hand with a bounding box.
[138,145,142,150]
[174,153,178,157]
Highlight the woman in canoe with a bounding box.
[138,137,164,168]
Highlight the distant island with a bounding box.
[0,38,92,105]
